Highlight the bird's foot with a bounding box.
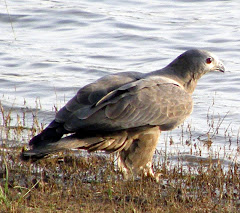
[143,163,162,183]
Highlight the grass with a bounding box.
[0,101,240,212]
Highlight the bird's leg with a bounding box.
[117,127,161,182]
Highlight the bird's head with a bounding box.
[168,49,225,93]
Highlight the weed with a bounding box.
[0,159,10,209]
[0,101,239,212]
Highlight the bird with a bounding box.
[21,49,225,181]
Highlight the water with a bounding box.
[1,0,240,167]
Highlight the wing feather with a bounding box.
[63,80,193,132]
[54,72,142,123]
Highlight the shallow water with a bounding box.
[1,0,240,166]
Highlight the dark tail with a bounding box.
[29,120,67,149]
[21,120,68,161]
[21,130,131,161]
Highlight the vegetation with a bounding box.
[0,101,239,212]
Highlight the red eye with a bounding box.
[206,57,213,64]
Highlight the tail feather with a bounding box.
[29,121,67,148]
[21,130,133,161]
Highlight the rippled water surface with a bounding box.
[1,0,240,166]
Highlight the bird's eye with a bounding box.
[206,57,213,64]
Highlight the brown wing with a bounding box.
[63,79,193,132]
[54,72,142,124]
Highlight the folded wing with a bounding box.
[63,77,193,132]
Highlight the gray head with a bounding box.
[167,49,225,93]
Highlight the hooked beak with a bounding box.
[214,60,225,73]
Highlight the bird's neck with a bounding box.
[147,68,198,94]
[183,78,197,94]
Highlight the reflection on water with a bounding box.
[0,0,240,166]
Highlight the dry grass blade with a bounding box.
[0,102,239,212]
